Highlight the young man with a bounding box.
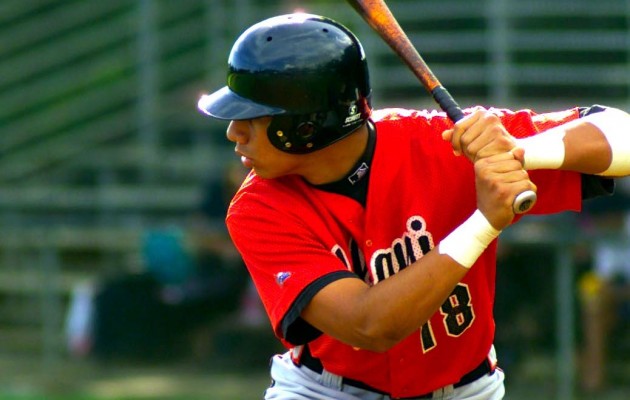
[197,13,630,400]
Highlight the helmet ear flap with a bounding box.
[267,103,368,154]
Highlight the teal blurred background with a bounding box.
[0,0,629,399]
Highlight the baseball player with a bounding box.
[197,13,630,400]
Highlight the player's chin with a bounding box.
[250,161,298,180]
[250,166,278,180]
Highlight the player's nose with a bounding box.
[226,120,249,144]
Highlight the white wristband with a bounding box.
[439,210,501,269]
[583,109,630,176]
[516,126,566,170]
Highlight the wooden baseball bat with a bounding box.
[345,0,536,214]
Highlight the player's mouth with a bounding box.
[240,155,253,168]
[236,148,254,168]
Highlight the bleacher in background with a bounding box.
[0,0,223,361]
[0,0,628,383]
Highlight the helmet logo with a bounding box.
[343,103,362,126]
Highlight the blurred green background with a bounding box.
[1,0,629,399]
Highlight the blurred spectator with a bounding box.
[190,160,266,327]
[65,281,96,358]
[578,177,630,391]
[143,227,195,286]
[89,227,201,362]
[191,161,247,274]
[84,162,260,363]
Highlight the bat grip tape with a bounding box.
[432,86,464,122]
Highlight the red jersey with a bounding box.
[226,107,583,397]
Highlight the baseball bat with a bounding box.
[345,0,536,214]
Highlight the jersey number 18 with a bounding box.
[420,283,475,353]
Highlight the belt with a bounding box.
[299,346,494,399]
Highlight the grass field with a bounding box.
[2,352,629,399]
[0,355,271,400]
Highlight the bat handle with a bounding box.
[513,190,537,214]
[431,87,537,215]
[431,86,465,122]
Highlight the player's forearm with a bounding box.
[517,108,630,176]
[354,251,470,351]
[305,210,500,352]
[306,251,470,352]
[355,211,499,350]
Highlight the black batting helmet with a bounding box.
[197,13,372,154]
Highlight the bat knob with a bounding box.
[513,190,537,214]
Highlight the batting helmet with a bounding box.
[197,13,372,154]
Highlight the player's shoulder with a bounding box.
[234,172,303,197]
[226,173,330,238]
[372,107,445,122]
[229,172,309,215]
[371,107,455,136]
[463,106,579,124]
[483,106,580,137]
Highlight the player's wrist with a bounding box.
[439,210,501,269]
[515,126,566,170]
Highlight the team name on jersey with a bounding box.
[333,215,434,284]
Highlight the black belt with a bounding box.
[299,346,494,399]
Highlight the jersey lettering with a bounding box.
[332,245,350,269]
[370,216,434,284]
[420,283,475,352]
[332,239,369,282]
[349,239,368,282]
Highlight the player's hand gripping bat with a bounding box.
[346,0,537,214]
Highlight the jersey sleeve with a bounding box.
[226,175,358,346]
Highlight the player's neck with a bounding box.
[299,124,369,185]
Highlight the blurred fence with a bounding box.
[0,0,629,396]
